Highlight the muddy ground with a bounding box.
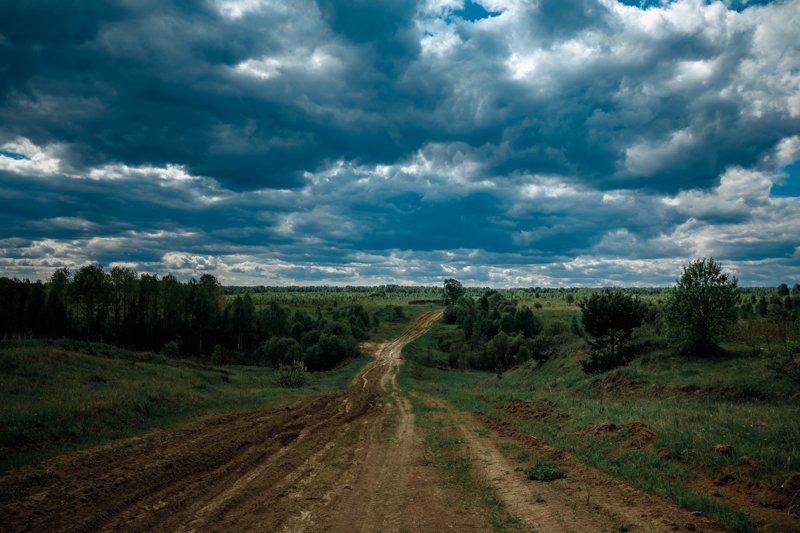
[0,312,777,531]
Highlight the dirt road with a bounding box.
[0,311,488,532]
[420,396,721,532]
[0,312,733,531]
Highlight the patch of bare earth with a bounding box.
[0,311,489,532]
[423,396,722,532]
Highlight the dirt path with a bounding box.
[423,395,722,532]
[0,311,746,532]
[0,311,487,532]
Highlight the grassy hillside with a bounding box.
[0,339,368,472]
[401,319,800,532]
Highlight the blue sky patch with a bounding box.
[0,150,27,161]
[772,161,800,198]
[449,1,502,22]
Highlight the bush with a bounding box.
[767,341,800,386]
[442,305,458,324]
[525,459,566,481]
[211,344,225,364]
[528,335,555,361]
[543,320,568,337]
[160,340,180,358]
[259,337,303,367]
[276,360,309,388]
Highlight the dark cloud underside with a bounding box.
[0,0,798,285]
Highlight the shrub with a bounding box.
[528,335,555,361]
[442,305,458,324]
[525,459,566,481]
[276,360,309,388]
[543,320,568,337]
[160,340,179,358]
[211,344,225,364]
[767,341,800,386]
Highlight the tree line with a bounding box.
[0,265,372,370]
[439,259,798,375]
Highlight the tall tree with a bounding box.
[665,258,740,355]
[193,274,223,353]
[228,294,256,352]
[44,268,71,337]
[110,267,138,340]
[70,265,109,340]
[579,289,644,373]
[442,278,465,305]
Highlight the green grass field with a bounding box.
[0,339,369,472]
[400,305,800,532]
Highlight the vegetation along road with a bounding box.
[1,309,796,531]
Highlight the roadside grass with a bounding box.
[0,339,368,473]
[398,321,800,532]
[525,459,567,481]
[401,320,460,367]
[368,302,440,341]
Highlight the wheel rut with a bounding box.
[0,311,487,532]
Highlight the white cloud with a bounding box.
[0,138,65,176]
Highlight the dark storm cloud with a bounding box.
[0,0,799,285]
[1,0,798,192]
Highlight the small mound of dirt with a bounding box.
[782,473,800,517]
[589,373,645,395]
[657,447,672,459]
[498,399,568,421]
[593,422,620,434]
[737,455,758,469]
[712,444,734,455]
[571,422,619,437]
[477,413,544,450]
[623,421,657,448]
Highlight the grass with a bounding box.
[0,339,368,472]
[525,459,567,481]
[404,390,523,532]
[398,314,800,532]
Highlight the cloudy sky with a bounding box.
[1,0,798,286]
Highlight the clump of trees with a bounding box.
[439,287,564,371]
[0,266,366,370]
[665,258,739,355]
[579,289,644,373]
[442,278,465,305]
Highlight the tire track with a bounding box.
[0,311,485,533]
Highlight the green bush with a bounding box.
[525,459,566,481]
[160,340,179,358]
[276,360,309,388]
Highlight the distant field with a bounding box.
[0,339,369,472]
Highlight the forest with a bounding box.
[0,266,375,370]
[0,259,798,375]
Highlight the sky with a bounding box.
[0,0,798,287]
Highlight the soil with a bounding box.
[0,311,488,532]
[428,398,721,533]
[1,311,795,531]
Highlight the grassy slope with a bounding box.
[0,340,368,472]
[401,317,800,532]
